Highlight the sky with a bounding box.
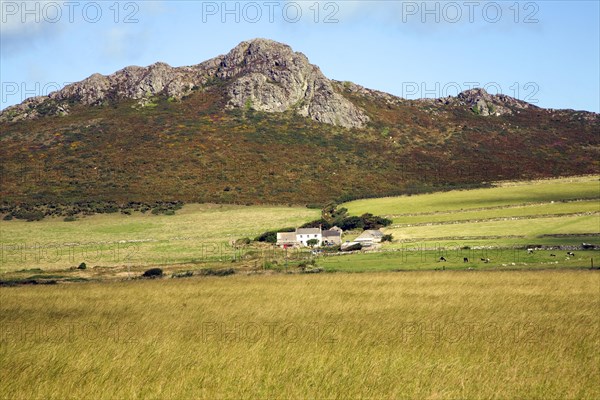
[1,0,599,112]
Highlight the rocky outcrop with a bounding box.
[0,38,369,128]
[428,88,538,116]
[1,39,567,126]
[217,39,370,128]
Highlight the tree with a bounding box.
[338,216,364,231]
[306,239,319,247]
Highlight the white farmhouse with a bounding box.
[296,228,322,247]
[275,226,344,248]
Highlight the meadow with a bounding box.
[342,176,599,250]
[1,271,598,399]
[1,176,598,279]
[343,176,599,216]
[0,204,319,273]
[1,177,599,399]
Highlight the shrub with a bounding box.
[338,216,364,231]
[255,231,277,243]
[172,271,194,278]
[360,213,393,230]
[255,227,294,243]
[301,267,324,274]
[300,218,331,229]
[3,214,13,221]
[12,209,45,222]
[235,237,251,246]
[262,261,281,270]
[142,268,163,278]
[382,234,393,242]
[64,216,77,222]
[199,268,235,276]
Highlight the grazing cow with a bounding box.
[527,249,534,254]
[484,258,490,263]
[567,252,575,257]
[550,254,556,257]
[463,257,469,263]
[439,257,447,262]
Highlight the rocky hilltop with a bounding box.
[0,38,566,127]
[1,39,370,128]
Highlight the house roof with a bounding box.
[296,228,321,235]
[356,230,384,240]
[322,230,341,238]
[277,232,297,242]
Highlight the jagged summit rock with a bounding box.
[0,38,370,128]
[218,39,369,128]
[0,38,552,126]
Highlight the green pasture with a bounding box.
[319,248,599,273]
[0,204,319,272]
[393,199,599,226]
[343,176,599,216]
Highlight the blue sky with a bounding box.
[1,1,599,112]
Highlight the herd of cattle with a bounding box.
[438,251,578,263]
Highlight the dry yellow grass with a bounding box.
[1,270,598,399]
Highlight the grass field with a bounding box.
[343,176,599,216]
[1,176,598,276]
[341,176,599,250]
[319,249,599,272]
[0,204,319,272]
[1,177,599,399]
[1,271,598,399]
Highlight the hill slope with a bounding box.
[1,39,598,208]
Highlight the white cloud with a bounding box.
[102,26,147,60]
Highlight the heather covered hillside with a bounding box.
[1,39,598,209]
